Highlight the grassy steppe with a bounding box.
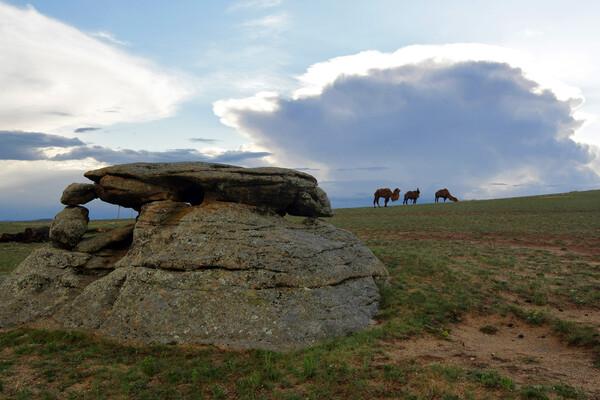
[0,191,599,399]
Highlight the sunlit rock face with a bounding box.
[0,162,388,351]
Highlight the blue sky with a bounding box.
[1,0,600,219]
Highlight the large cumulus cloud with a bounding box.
[215,55,600,204]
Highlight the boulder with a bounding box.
[0,162,388,350]
[60,202,386,350]
[0,247,94,327]
[0,226,49,243]
[84,162,333,217]
[49,206,89,249]
[61,183,98,206]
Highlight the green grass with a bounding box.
[0,191,599,398]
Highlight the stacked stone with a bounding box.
[48,183,97,249]
[0,162,387,351]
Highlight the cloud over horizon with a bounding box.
[0,130,270,165]
[215,48,600,203]
[0,2,192,133]
[0,130,271,220]
[0,131,84,160]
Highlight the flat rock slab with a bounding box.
[84,162,332,217]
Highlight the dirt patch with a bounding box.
[500,292,600,332]
[381,314,600,396]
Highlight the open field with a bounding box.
[0,190,599,399]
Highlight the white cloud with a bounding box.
[214,45,600,205]
[91,30,130,46]
[291,44,583,101]
[0,3,193,134]
[240,13,289,37]
[228,0,282,12]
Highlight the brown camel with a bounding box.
[373,188,400,207]
[403,188,420,205]
[435,188,458,203]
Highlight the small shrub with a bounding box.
[302,355,318,380]
[479,325,498,335]
[211,385,226,400]
[468,369,514,390]
[552,383,584,399]
[520,385,549,399]
[139,356,161,376]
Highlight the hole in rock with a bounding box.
[171,178,205,206]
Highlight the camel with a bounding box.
[373,188,400,207]
[403,188,420,205]
[435,188,458,203]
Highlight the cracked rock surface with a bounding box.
[0,162,388,350]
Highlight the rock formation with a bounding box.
[0,226,49,243]
[49,206,89,249]
[61,183,98,206]
[0,162,388,351]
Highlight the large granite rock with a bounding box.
[0,162,388,351]
[61,183,97,206]
[85,162,332,217]
[49,206,89,249]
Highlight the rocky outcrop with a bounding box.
[61,183,98,206]
[0,162,387,351]
[0,226,49,243]
[49,206,89,249]
[85,162,333,217]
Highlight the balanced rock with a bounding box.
[0,162,387,351]
[85,162,333,217]
[61,183,98,206]
[49,206,89,249]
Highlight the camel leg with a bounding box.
[384,198,389,207]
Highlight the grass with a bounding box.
[0,190,599,398]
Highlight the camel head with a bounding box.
[450,195,459,202]
[416,188,420,195]
[391,188,401,201]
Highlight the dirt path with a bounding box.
[380,314,600,397]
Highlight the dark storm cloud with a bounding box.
[221,61,600,201]
[0,130,84,160]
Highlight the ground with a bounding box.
[0,190,598,399]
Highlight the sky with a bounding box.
[1,0,600,219]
